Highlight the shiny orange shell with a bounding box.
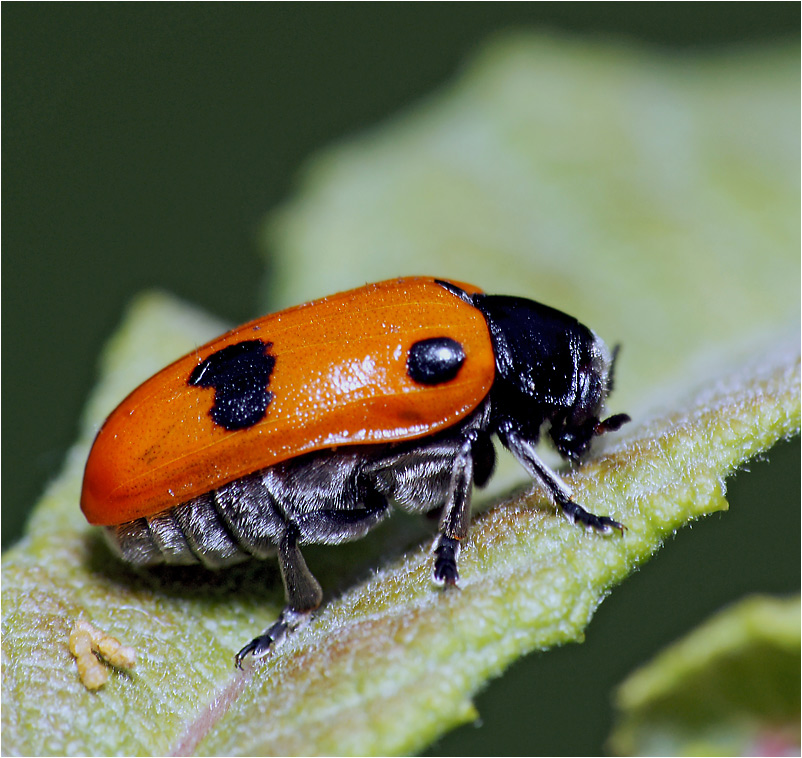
[81,277,496,526]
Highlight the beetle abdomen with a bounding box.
[101,417,489,570]
[102,444,396,569]
[103,470,287,569]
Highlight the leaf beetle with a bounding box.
[80,277,630,666]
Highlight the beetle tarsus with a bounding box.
[433,535,460,585]
[235,620,285,668]
[234,607,310,668]
[560,499,624,534]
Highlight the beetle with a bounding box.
[81,276,630,666]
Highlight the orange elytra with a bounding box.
[81,277,494,526]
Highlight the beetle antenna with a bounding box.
[595,413,630,436]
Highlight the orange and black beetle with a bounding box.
[81,277,629,665]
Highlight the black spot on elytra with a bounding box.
[188,340,276,431]
[407,337,465,385]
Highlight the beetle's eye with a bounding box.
[407,337,465,385]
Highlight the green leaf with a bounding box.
[609,594,801,756]
[3,34,798,755]
[2,293,797,756]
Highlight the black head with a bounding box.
[462,289,629,462]
[540,336,630,461]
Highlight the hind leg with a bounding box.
[234,483,390,667]
[235,527,322,667]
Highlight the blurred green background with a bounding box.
[3,4,799,755]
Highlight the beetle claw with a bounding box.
[234,632,278,669]
[234,617,288,668]
[235,607,312,668]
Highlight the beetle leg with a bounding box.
[500,429,624,534]
[235,527,323,668]
[432,431,478,586]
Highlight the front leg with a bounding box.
[432,430,481,586]
[500,428,624,534]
